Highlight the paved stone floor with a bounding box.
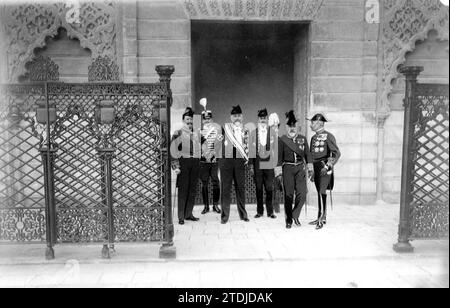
[0,204,448,288]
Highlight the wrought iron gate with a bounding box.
[0,84,47,242]
[0,66,177,259]
[394,66,449,253]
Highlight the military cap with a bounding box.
[258,108,268,118]
[285,110,297,126]
[231,105,243,115]
[182,107,194,119]
[199,98,212,119]
[202,110,212,119]
[308,113,328,122]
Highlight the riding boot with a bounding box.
[201,186,210,214]
[321,194,327,224]
[213,204,221,214]
[212,186,221,213]
[309,193,322,225]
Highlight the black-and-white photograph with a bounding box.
[0,0,448,290]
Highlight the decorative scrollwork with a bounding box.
[1,1,119,82]
[382,0,449,111]
[88,55,120,82]
[183,0,324,20]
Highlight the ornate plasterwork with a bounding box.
[88,55,119,82]
[382,0,449,111]
[26,55,60,82]
[1,1,119,82]
[183,0,324,20]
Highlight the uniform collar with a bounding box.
[232,123,243,130]
[182,125,192,133]
[315,128,325,135]
[287,133,298,140]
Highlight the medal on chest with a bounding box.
[295,137,304,151]
[313,133,327,153]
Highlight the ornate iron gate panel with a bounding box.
[395,66,449,253]
[48,84,105,243]
[0,84,47,242]
[0,66,176,260]
[46,82,168,244]
[409,83,449,239]
[111,90,166,242]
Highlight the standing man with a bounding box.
[171,107,201,225]
[251,108,276,219]
[269,113,282,214]
[307,113,341,230]
[275,111,313,229]
[199,98,221,215]
[219,105,250,224]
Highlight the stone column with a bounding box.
[375,113,389,204]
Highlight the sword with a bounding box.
[330,190,333,211]
[173,177,178,219]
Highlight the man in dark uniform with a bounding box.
[275,111,313,229]
[199,98,221,215]
[171,107,201,225]
[307,113,341,230]
[250,108,276,219]
[219,105,250,224]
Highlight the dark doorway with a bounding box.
[191,21,309,133]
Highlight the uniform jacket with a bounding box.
[277,134,312,168]
[171,126,200,170]
[200,123,221,163]
[309,129,341,166]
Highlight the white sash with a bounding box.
[224,123,248,161]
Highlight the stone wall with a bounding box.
[132,0,191,131]
[307,0,379,204]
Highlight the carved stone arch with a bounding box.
[183,0,325,21]
[381,0,449,112]
[1,1,119,82]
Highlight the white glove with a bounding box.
[174,168,181,175]
[274,166,283,178]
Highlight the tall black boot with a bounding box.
[201,186,210,214]
[316,194,327,230]
[212,186,221,213]
[309,193,322,225]
[321,194,327,224]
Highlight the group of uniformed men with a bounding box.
[171,99,341,229]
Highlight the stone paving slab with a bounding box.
[0,257,447,288]
[0,204,448,287]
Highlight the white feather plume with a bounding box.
[268,113,280,127]
[200,98,207,111]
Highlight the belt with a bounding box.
[313,159,328,165]
[283,162,304,166]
